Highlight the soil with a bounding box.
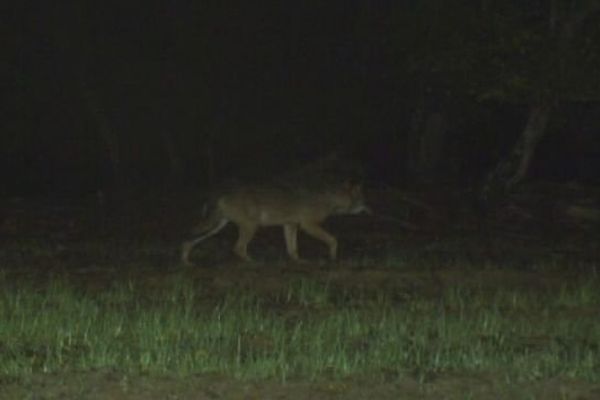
[1,187,599,399]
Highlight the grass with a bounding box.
[1,270,598,384]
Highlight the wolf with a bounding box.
[181,182,370,264]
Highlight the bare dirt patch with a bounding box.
[2,371,600,400]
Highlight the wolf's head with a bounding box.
[328,183,372,215]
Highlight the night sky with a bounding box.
[3,2,599,194]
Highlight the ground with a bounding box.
[0,186,598,399]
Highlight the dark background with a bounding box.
[3,1,599,196]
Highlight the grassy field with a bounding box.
[1,268,599,381]
[0,193,599,399]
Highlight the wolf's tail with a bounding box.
[182,198,230,265]
[192,196,220,234]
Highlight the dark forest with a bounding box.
[4,1,599,194]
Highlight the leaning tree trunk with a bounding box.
[482,1,600,203]
[482,99,552,201]
[507,101,552,187]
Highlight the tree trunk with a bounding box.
[418,111,447,181]
[483,99,552,201]
[407,88,447,183]
[204,133,216,187]
[507,101,552,187]
[78,77,122,188]
[482,1,599,203]
[406,86,425,178]
[160,130,183,184]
